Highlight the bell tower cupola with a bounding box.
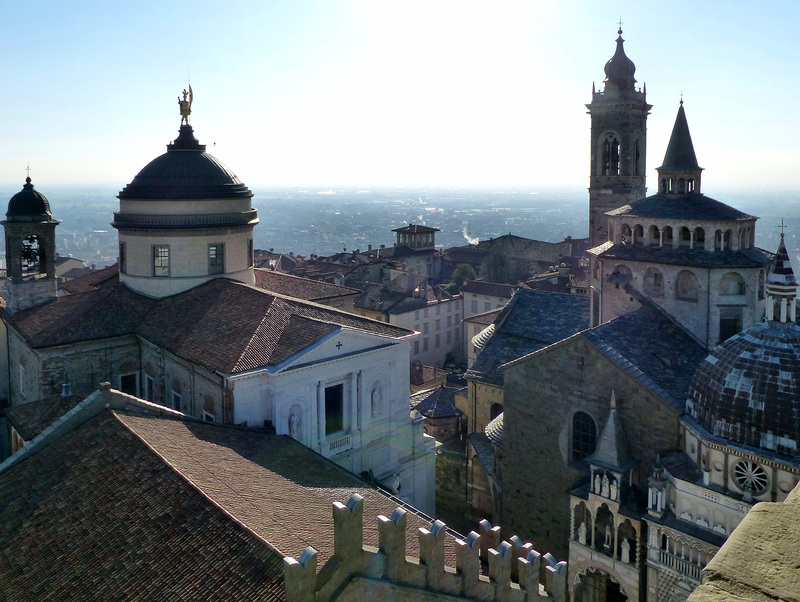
[656,101,703,195]
[2,177,60,313]
[587,27,652,248]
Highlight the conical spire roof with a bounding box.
[767,234,797,287]
[603,28,637,90]
[588,391,633,471]
[659,103,701,171]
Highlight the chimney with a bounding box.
[368,244,372,251]
[61,382,71,397]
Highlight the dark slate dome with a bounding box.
[6,177,54,222]
[118,126,253,200]
[688,323,800,453]
[604,29,637,90]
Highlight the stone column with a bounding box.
[317,381,325,449]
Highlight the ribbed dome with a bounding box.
[688,323,800,453]
[471,323,495,352]
[6,178,54,222]
[118,126,253,200]
[604,30,637,90]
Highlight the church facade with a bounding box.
[0,114,435,513]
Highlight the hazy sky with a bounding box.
[2,0,799,191]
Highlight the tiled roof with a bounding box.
[469,432,495,477]
[463,308,502,326]
[254,268,361,301]
[410,386,460,419]
[60,262,120,294]
[410,363,449,387]
[467,289,590,385]
[607,193,754,222]
[460,280,516,298]
[5,279,412,374]
[582,307,708,412]
[594,243,771,269]
[0,408,461,599]
[2,394,85,441]
[392,224,440,234]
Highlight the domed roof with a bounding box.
[6,177,55,222]
[688,237,800,454]
[486,412,504,448]
[118,126,253,200]
[603,29,637,90]
[687,323,800,452]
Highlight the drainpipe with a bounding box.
[706,267,711,348]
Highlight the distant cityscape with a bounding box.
[0,184,796,269]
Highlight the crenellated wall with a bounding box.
[283,494,568,601]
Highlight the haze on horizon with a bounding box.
[2,0,799,193]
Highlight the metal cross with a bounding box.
[618,16,623,30]
[25,164,31,178]
[336,341,343,349]
[779,217,787,237]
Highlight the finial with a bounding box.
[617,16,623,35]
[779,217,786,238]
[25,163,31,179]
[680,91,684,106]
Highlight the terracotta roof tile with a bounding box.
[254,269,361,301]
[2,394,85,440]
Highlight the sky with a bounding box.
[2,0,799,191]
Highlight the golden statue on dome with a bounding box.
[178,85,193,126]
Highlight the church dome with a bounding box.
[6,177,54,222]
[603,29,637,89]
[118,126,253,200]
[688,237,800,454]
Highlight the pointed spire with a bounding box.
[765,233,798,324]
[588,390,632,471]
[659,103,701,171]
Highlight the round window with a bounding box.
[733,461,768,494]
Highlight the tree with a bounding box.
[450,263,477,291]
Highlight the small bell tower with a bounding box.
[587,27,651,248]
[2,177,60,313]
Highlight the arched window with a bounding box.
[633,139,641,176]
[678,178,686,193]
[723,230,732,250]
[662,226,674,247]
[676,270,699,301]
[714,229,722,251]
[720,272,746,296]
[601,134,621,176]
[490,403,503,421]
[621,224,632,243]
[645,267,664,296]
[649,225,660,246]
[633,225,644,246]
[687,178,695,192]
[694,227,705,249]
[21,235,44,278]
[572,411,597,461]
[679,227,691,247]
[660,178,667,193]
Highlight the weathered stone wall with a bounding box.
[500,335,681,559]
[436,442,471,534]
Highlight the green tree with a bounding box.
[450,263,477,292]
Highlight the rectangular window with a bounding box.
[484,302,491,311]
[325,384,344,435]
[119,242,127,274]
[171,391,182,411]
[414,340,420,354]
[208,244,224,275]
[446,331,451,344]
[423,322,429,334]
[414,310,420,320]
[447,315,452,327]
[471,300,478,313]
[153,245,170,277]
[423,338,429,351]
[119,373,138,396]
[435,334,440,347]
[144,375,154,401]
[423,308,429,318]
[247,239,254,268]
[435,319,441,331]
[454,326,460,339]
[436,305,441,315]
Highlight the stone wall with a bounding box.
[501,334,681,559]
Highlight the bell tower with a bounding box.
[587,27,651,248]
[2,177,59,313]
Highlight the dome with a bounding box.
[688,324,800,453]
[6,177,54,222]
[486,412,504,448]
[118,126,253,200]
[603,29,637,90]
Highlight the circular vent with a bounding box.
[733,461,768,494]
